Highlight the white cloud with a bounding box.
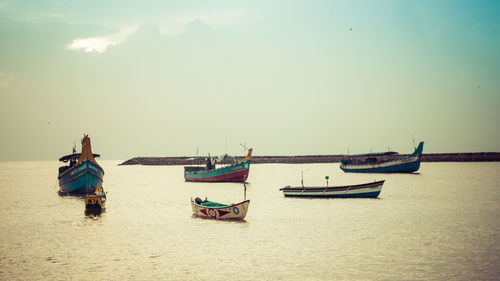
[0,72,13,87]
[159,9,248,35]
[66,26,137,53]
[66,9,248,52]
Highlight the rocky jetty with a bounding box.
[120,152,500,166]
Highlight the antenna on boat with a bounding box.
[225,136,228,155]
[412,135,416,149]
[240,143,247,154]
[196,146,199,156]
[301,170,304,187]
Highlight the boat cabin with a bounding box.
[340,151,399,165]
[58,152,100,174]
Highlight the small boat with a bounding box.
[85,183,106,213]
[340,142,424,173]
[279,179,385,198]
[58,135,104,194]
[184,148,252,182]
[191,197,250,219]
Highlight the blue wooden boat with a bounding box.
[184,149,252,182]
[279,180,385,198]
[340,142,424,173]
[58,135,104,194]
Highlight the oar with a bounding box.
[344,185,353,194]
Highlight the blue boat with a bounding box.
[58,135,104,194]
[340,142,424,173]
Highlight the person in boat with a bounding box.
[206,156,213,170]
[69,146,77,167]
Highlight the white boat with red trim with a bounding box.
[191,197,250,220]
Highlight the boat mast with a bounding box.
[240,142,247,155]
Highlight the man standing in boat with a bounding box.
[206,154,213,170]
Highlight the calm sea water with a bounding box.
[0,161,499,280]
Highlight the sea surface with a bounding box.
[0,161,499,280]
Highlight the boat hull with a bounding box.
[184,160,250,182]
[279,180,384,198]
[58,161,104,194]
[191,200,250,220]
[340,156,421,173]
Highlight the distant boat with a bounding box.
[191,197,250,220]
[85,183,106,214]
[58,135,104,194]
[184,149,252,182]
[340,142,424,173]
[279,180,385,198]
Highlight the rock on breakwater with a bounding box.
[120,152,500,166]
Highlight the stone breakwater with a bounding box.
[120,152,500,166]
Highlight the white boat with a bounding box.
[191,197,250,219]
[279,180,385,198]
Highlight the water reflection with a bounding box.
[85,212,104,220]
[85,208,105,217]
[191,214,247,223]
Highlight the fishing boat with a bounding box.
[184,148,252,182]
[279,179,385,198]
[85,183,106,213]
[340,142,424,173]
[58,135,104,194]
[191,197,250,219]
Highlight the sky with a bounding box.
[0,0,499,161]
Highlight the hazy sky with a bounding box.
[1,0,499,160]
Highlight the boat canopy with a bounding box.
[343,142,424,158]
[59,153,100,162]
[343,151,398,158]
